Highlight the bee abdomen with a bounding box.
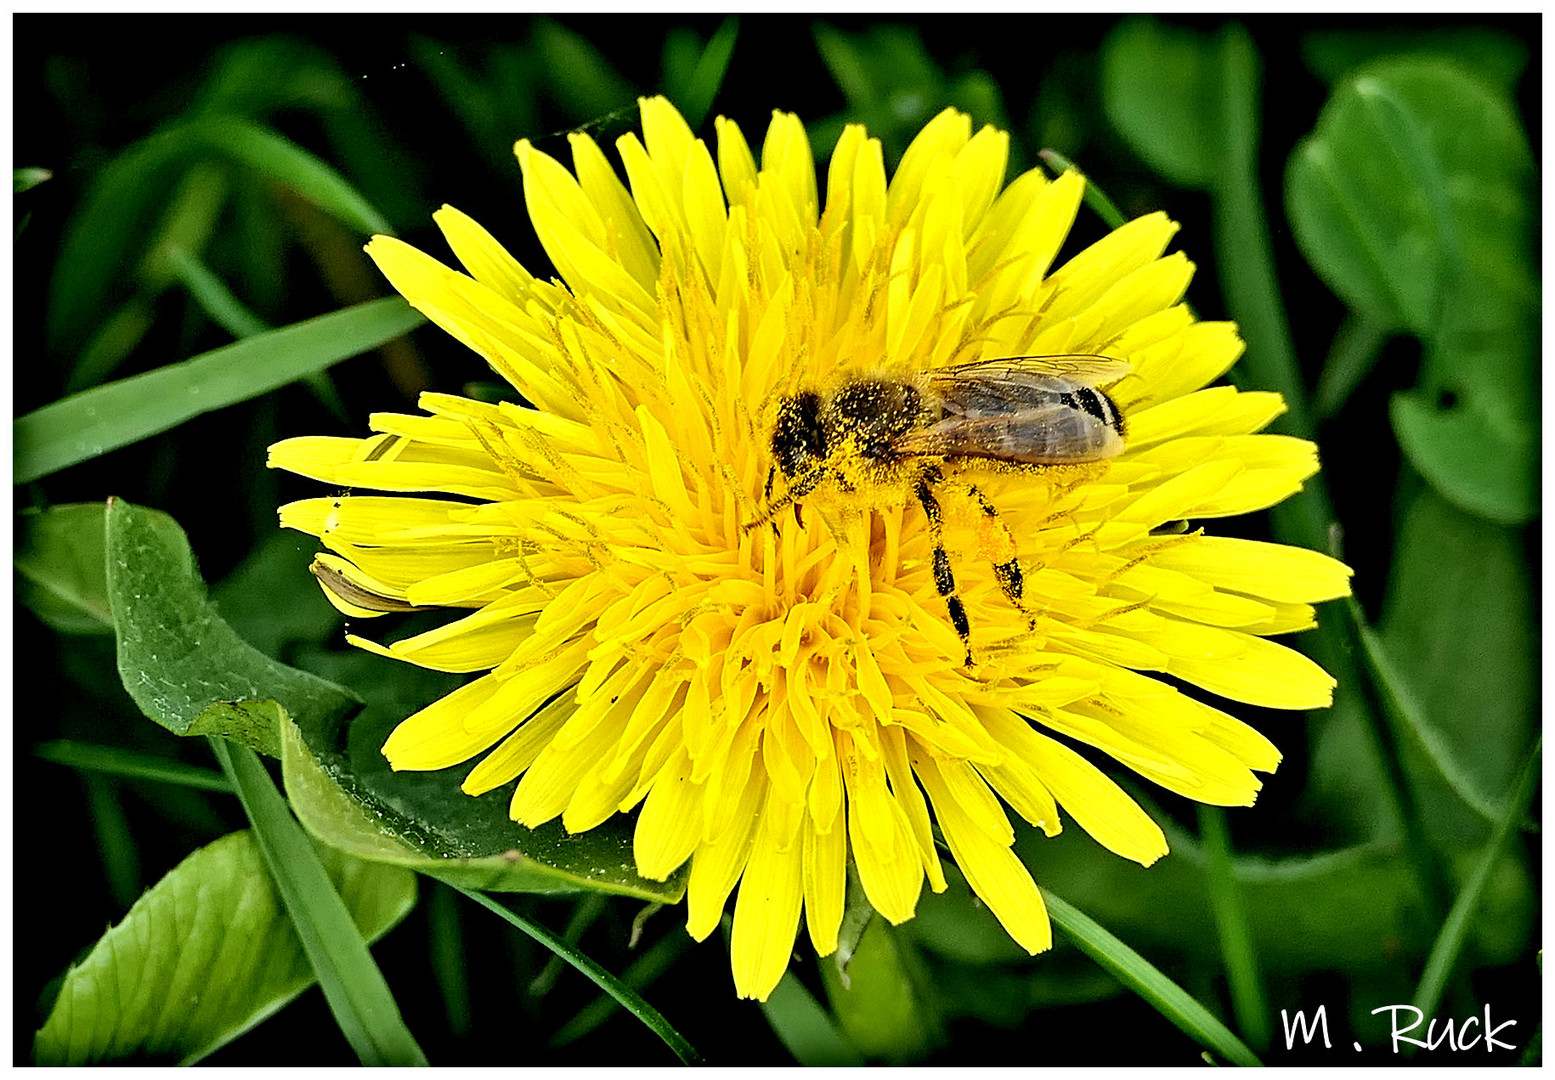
[1061,386,1125,438]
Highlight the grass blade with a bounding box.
[15,297,423,483]
[36,739,234,793]
[550,928,688,1047]
[678,17,739,128]
[1199,806,1270,1050]
[1412,737,1541,1020]
[1045,888,1262,1066]
[161,245,270,338]
[445,883,701,1065]
[211,737,427,1066]
[194,118,391,236]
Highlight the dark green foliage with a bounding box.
[16,15,1538,1067]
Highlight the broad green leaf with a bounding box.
[212,528,344,659]
[32,829,415,1065]
[1301,25,1531,90]
[280,644,684,901]
[15,503,114,634]
[1045,890,1262,1067]
[1391,377,1537,526]
[1101,18,1224,188]
[212,737,426,1065]
[1286,75,1451,334]
[819,918,939,1063]
[105,498,359,757]
[16,297,424,483]
[280,697,684,901]
[1381,64,1537,524]
[1377,488,1538,835]
[1287,60,1537,522]
[762,972,865,1066]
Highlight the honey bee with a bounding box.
[746,355,1130,666]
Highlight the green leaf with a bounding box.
[1045,889,1262,1066]
[1392,393,1536,530]
[16,297,424,483]
[1377,488,1538,833]
[212,527,344,659]
[1286,74,1451,334]
[1301,25,1531,90]
[762,972,865,1066]
[279,691,684,901]
[15,503,114,634]
[1101,17,1224,188]
[819,918,939,1063]
[105,498,359,757]
[212,737,427,1065]
[32,829,415,1065]
[14,166,51,193]
[1287,60,1537,522]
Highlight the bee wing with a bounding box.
[928,353,1132,388]
[895,400,1125,464]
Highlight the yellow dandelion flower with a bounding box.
[269,97,1352,1001]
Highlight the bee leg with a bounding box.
[914,466,974,666]
[744,467,822,534]
[965,481,1041,631]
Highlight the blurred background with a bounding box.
[14,14,1540,1065]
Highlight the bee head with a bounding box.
[771,391,826,480]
